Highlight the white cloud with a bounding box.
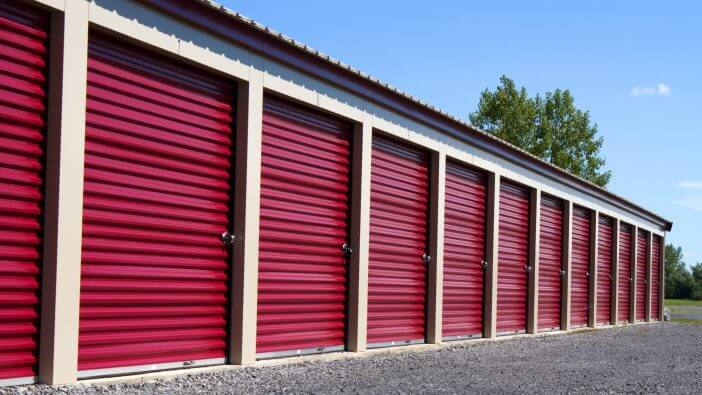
[631,83,671,97]
[678,180,702,189]
[675,195,702,212]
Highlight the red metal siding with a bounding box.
[257,96,352,356]
[570,207,590,327]
[538,195,563,331]
[596,216,613,324]
[0,2,49,384]
[497,182,529,334]
[651,235,661,321]
[618,224,632,323]
[368,137,429,345]
[636,229,648,322]
[442,162,486,338]
[79,35,235,374]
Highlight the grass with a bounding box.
[673,318,702,325]
[664,299,702,307]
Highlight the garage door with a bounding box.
[596,216,613,325]
[651,235,661,321]
[79,34,235,377]
[0,2,49,386]
[636,229,648,322]
[497,181,530,335]
[442,161,486,339]
[538,195,563,331]
[257,96,352,358]
[571,206,590,328]
[368,136,429,346]
[618,223,632,323]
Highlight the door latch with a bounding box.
[480,259,489,270]
[559,269,567,277]
[341,243,353,257]
[422,253,431,264]
[220,231,234,247]
[525,265,533,273]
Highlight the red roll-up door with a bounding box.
[442,161,486,339]
[368,136,429,346]
[0,2,49,386]
[256,96,352,358]
[636,229,648,322]
[596,216,613,325]
[497,181,530,335]
[651,235,661,321]
[570,206,590,328]
[538,195,563,331]
[618,223,632,323]
[79,34,235,377]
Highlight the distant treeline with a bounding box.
[666,244,702,300]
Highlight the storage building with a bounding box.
[0,0,672,386]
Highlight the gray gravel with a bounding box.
[4,322,700,394]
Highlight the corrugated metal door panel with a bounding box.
[538,195,563,331]
[442,162,486,339]
[368,136,429,346]
[256,96,352,357]
[636,229,648,322]
[497,181,529,335]
[79,34,235,375]
[570,206,590,327]
[651,235,661,321]
[0,2,48,385]
[596,216,613,325]
[618,224,632,323]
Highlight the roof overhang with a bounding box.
[138,0,673,232]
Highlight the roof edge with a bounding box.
[138,0,673,232]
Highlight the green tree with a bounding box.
[691,262,702,283]
[470,75,612,187]
[664,244,695,299]
[691,263,702,300]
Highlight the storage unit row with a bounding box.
[0,0,668,386]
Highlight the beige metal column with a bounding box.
[230,69,264,365]
[38,0,89,385]
[630,227,638,322]
[611,219,620,325]
[426,152,446,344]
[561,201,573,330]
[483,173,500,338]
[527,189,541,334]
[646,232,653,322]
[347,119,372,352]
[588,211,598,328]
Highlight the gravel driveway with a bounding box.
[4,322,700,394]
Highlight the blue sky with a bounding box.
[223,0,702,266]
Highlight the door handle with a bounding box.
[220,231,234,248]
[422,253,431,265]
[341,243,353,257]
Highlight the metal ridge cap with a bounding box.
[173,0,672,230]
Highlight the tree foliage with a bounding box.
[470,75,612,187]
[664,244,700,300]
